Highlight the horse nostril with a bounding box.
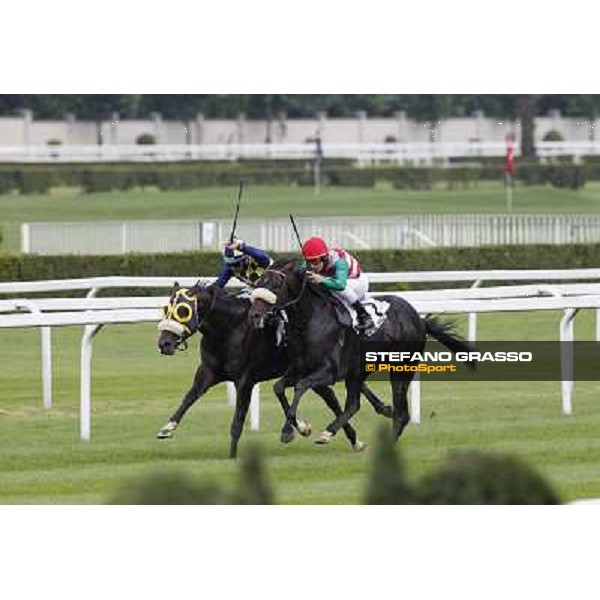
[159,341,173,354]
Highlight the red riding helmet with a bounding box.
[302,237,328,260]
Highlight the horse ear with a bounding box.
[190,280,203,295]
[171,281,180,294]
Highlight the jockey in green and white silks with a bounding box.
[301,236,374,332]
[216,238,273,294]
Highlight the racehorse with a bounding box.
[247,258,475,444]
[156,282,393,458]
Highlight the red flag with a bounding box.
[504,136,515,175]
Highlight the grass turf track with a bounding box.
[2,181,600,253]
[1,310,600,504]
[2,181,600,503]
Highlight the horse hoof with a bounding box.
[353,440,367,452]
[314,430,333,445]
[280,428,296,444]
[296,420,312,437]
[156,421,177,439]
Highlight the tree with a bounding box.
[516,94,537,158]
[563,94,600,141]
[67,95,141,144]
[404,94,451,142]
[0,94,29,115]
[2,94,600,130]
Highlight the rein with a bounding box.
[277,273,308,311]
[261,267,308,313]
[197,285,219,331]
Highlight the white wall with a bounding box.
[0,113,595,146]
[0,117,26,144]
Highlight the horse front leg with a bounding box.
[156,364,219,439]
[287,366,336,439]
[273,375,312,444]
[316,377,362,445]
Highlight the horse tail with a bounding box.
[423,315,477,369]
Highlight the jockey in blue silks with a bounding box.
[215,238,273,294]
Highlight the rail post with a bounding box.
[467,279,483,342]
[559,308,578,416]
[15,300,52,409]
[80,324,103,441]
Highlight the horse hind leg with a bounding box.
[361,382,393,419]
[316,377,361,445]
[390,374,411,442]
[314,385,365,452]
[285,369,337,444]
[229,380,255,459]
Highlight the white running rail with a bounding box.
[3,271,600,439]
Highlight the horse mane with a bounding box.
[269,255,301,270]
[192,281,249,320]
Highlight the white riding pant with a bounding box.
[331,272,369,307]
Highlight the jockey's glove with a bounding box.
[226,238,245,251]
[307,272,325,284]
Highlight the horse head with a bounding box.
[157,281,205,355]
[248,258,304,330]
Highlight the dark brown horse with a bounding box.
[156,282,393,458]
[248,259,475,445]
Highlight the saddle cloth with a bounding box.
[334,297,390,337]
[275,310,288,346]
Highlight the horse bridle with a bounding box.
[258,266,308,314]
[167,285,219,350]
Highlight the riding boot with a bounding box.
[352,301,374,332]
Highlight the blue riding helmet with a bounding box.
[223,246,247,266]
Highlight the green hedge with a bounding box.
[519,164,586,189]
[3,244,600,294]
[0,169,17,194]
[0,160,594,195]
[16,169,54,194]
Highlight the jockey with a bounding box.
[301,236,374,332]
[215,237,273,293]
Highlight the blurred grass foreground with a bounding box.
[108,430,560,505]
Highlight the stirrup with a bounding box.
[357,317,374,332]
